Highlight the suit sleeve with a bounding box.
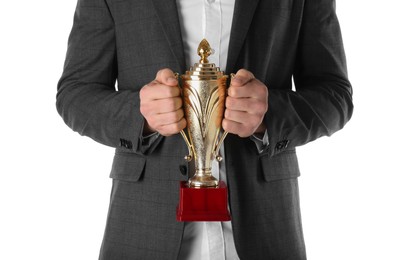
[264,0,353,157]
[56,0,144,153]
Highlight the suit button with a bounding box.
[275,140,289,151]
[120,138,133,150]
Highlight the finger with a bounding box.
[151,109,184,127]
[228,84,256,98]
[224,109,264,135]
[228,79,268,99]
[222,119,252,138]
[226,96,267,114]
[225,96,248,112]
[224,109,251,124]
[230,69,255,87]
[141,97,183,116]
[141,83,181,100]
[156,68,178,86]
[157,118,187,136]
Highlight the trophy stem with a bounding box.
[189,169,219,188]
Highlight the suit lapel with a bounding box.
[151,0,186,71]
[226,0,260,73]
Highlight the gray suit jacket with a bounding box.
[57,0,353,259]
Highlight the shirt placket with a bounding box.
[203,1,226,260]
[203,0,221,67]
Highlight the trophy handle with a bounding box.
[175,72,194,162]
[212,73,234,162]
[180,130,193,162]
[213,131,228,162]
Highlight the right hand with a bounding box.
[140,68,186,136]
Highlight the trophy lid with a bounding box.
[197,39,212,64]
[183,39,226,81]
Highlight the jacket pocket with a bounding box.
[109,151,146,182]
[261,149,300,182]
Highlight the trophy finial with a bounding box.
[197,39,212,63]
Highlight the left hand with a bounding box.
[223,69,268,137]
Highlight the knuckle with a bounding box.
[170,112,179,123]
[262,103,268,113]
[157,126,169,136]
[140,103,151,116]
[177,109,185,120]
[168,124,180,134]
[146,80,157,89]
[222,120,231,131]
[179,119,187,130]
[228,87,237,97]
[156,69,165,81]
[225,97,234,108]
[139,86,147,98]
[160,131,171,137]
[156,69,165,78]
[260,86,268,97]
[147,122,157,132]
[249,117,260,128]
[237,68,247,76]
[157,68,174,82]
[149,118,159,128]
[224,109,230,119]
[237,69,253,79]
[162,68,173,75]
[140,105,147,116]
[225,97,231,107]
[239,127,252,138]
[175,97,183,108]
[258,100,268,113]
[228,123,240,135]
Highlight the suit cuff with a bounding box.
[139,131,160,153]
[137,121,162,154]
[250,129,270,154]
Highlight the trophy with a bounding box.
[176,39,232,221]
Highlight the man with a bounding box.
[57,0,353,259]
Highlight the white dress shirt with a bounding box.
[175,1,239,259]
[173,1,270,259]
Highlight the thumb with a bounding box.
[156,68,178,86]
[231,69,254,87]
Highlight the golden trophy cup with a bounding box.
[176,39,231,221]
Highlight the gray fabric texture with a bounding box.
[57,0,353,259]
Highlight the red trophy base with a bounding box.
[176,181,231,222]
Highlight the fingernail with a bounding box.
[232,77,242,84]
[167,77,178,85]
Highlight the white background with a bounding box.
[0,0,407,259]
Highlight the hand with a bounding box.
[223,69,268,138]
[140,68,186,136]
